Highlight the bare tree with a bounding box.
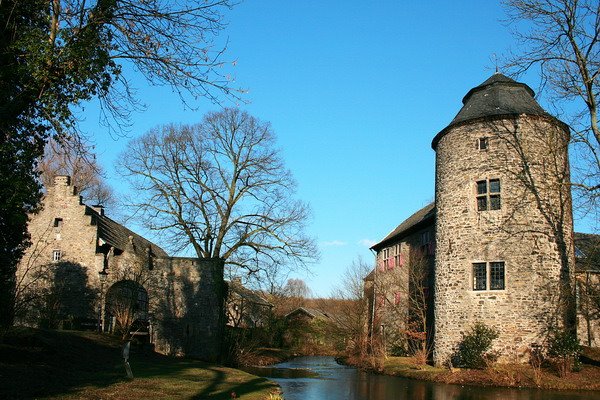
[400,251,431,364]
[574,233,600,346]
[374,248,432,364]
[117,108,317,276]
[106,280,148,339]
[39,138,114,208]
[265,278,312,316]
[502,0,600,212]
[244,261,292,297]
[331,257,374,363]
[282,278,312,299]
[578,272,600,345]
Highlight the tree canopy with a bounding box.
[0,0,238,328]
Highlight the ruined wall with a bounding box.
[151,257,225,362]
[433,116,574,365]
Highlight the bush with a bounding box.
[389,343,408,357]
[547,328,581,377]
[455,322,499,369]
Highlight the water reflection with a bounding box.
[252,356,600,400]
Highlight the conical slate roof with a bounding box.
[432,73,550,149]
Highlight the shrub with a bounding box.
[547,328,581,377]
[389,343,408,357]
[455,322,499,369]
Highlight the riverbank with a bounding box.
[0,328,281,399]
[341,351,600,391]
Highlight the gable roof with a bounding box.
[285,307,331,321]
[226,280,273,307]
[88,206,168,258]
[371,202,435,251]
[432,73,567,150]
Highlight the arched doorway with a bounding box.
[104,280,149,339]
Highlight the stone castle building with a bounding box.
[17,175,226,361]
[370,73,581,366]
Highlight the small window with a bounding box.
[490,262,505,290]
[394,292,402,305]
[52,250,62,262]
[489,179,500,193]
[476,179,501,211]
[473,263,487,290]
[53,218,63,228]
[478,137,488,150]
[477,180,487,194]
[393,244,400,269]
[384,248,393,270]
[421,231,431,245]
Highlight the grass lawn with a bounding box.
[0,328,280,400]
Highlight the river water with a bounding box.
[245,356,600,400]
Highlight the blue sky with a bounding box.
[78,1,595,297]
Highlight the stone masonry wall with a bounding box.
[17,176,104,307]
[151,257,225,362]
[433,115,574,366]
[18,176,226,362]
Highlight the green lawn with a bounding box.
[0,328,280,400]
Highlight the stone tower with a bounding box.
[431,73,575,366]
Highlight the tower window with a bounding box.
[52,249,62,262]
[490,262,505,290]
[477,137,488,150]
[473,263,487,290]
[472,261,505,291]
[476,178,501,211]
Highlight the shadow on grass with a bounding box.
[0,328,127,399]
[1,328,278,399]
[131,356,279,399]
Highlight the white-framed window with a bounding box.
[476,178,501,211]
[383,248,391,270]
[52,249,62,262]
[473,261,505,291]
[393,244,401,269]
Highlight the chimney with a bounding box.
[54,175,71,187]
[91,204,104,216]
